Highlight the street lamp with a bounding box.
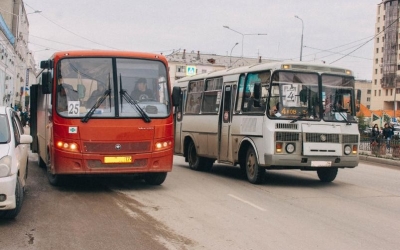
[229,42,239,67]
[294,15,304,61]
[223,26,267,58]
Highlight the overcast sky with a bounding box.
[24,0,379,80]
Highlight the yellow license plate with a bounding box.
[104,156,132,163]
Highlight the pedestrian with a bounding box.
[371,124,380,143]
[382,123,393,149]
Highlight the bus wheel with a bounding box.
[317,168,338,182]
[188,141,207,171]
[46,154,65,186]
[245,147,265,184]
[144,172,167,185]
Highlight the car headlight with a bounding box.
[0,156,12,177]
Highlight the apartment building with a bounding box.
[371,0,400,112]
[355,80,372,109]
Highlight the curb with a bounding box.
[359,153,400,167]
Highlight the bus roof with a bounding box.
[48,50,168,64]
[175,61,353,87]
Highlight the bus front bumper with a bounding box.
[263,154,358,169]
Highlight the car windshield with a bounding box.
[0,114,10,143]
[56,57,170,119]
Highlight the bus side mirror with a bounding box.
[40,60,53,69]
[172,86,181,107]
[253,82,261,107]
[41,72,53,94]
[356,89,361,112]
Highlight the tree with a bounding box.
[357,111,368,132]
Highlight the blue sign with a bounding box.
[392,117,397,122]
[186,66,196,76]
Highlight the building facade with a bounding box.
[371,0,400,114]
[355,80,372,109]
[0,0,36,110]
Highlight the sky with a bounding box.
[24,0,380,80]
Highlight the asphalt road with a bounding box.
[1,154,399,250]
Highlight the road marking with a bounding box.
[228,194,266,211]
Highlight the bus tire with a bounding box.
[46,153,65,186]
[188,141,207,171]
[144,172,167,185]
[245,147,265,184]
[317,168,338,182]
[37,143,46,168]
[0,177,24,219]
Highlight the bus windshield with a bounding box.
[56,57,170,119]
[268,71,356,123]
[268,71,320,121]
[321,74,357,123]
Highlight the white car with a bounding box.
[0,106,32,219]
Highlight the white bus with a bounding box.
[173,61,360,184]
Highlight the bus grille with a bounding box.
[342,134,359,143]
[83,142,151,153]
[305,133,339,143]
[276,132,300,141]
[87,159,148,168]
[275,123,298,130]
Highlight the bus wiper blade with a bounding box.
[120,89,151,123]
[290,113,306,123]
[81,89,111,123]
[332,107,351,125]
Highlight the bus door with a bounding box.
[174,89,186,154]
[218,83,235,162]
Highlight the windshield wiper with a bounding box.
[120,89,151,123]
[81,89,111,123]
[332,107,351,125]
[290,113,307,123]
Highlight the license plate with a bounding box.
[104,156,132,163]
[311,161,332,167]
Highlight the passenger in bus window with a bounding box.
[131,78,154,101]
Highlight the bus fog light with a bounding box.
[344,145,352,155]
[285,143,295,154]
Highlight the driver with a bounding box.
[131,78,154,101]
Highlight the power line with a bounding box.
[24,2,120,50]
[329,16,400,64]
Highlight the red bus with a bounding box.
[30,50,178,186]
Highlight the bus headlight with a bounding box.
[155,140,172,151]
[285,143,295,154]
[56,140,79,152]
[344,145,352,155]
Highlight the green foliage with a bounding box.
[357,111,368,131]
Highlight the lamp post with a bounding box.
[223,26,267,58]
[294,15,304,61]
[229,42,239,67]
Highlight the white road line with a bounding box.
[228,194,266,212]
